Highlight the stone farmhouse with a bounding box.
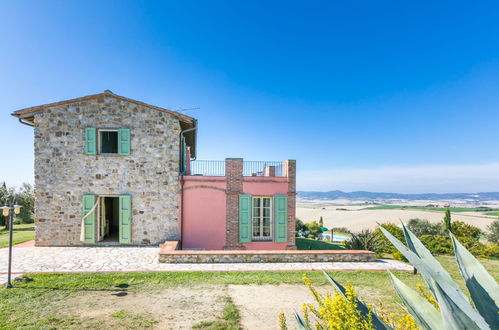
[12,91,296,250]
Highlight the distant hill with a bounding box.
[297,190,499,202]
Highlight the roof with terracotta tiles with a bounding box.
[11,90,195,123]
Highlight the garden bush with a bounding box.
[406,218,442,236]
[373,223,404,254]
[288,275,417,329]
[392,250,408,262]
[295,218,307,232]
[450,221,481,239]
[345,229,383,256]
[333,227,351,234]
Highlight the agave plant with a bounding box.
[295,223,499,329]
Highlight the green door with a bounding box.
[119,195,132,244]
[82,194,96,243]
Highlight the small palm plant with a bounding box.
[295,223,499,329]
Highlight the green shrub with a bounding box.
[450,221,481,239]
[306,221,323,237]
[374,223,404,254]
[392,250,408,262]
[333,227,351,234]
[482,243,499,258]
[419,235,453,254]
[406,218,442,236]
[307,234,315,239]
[295,218,307,232]
[419,235,487,256]
[486,219,499,243]
[345,229,382,255]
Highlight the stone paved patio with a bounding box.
[0,244,413,283]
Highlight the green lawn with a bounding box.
[0,256,497,328]
[484,211,499,217]
[0,223,35,248]
[295,237,345,250]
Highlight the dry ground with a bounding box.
[297,204,497,232]
[62,285,228,329]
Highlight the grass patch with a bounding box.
[0,223,35,248]
[484,211,499,216]
[0,257,497,328]
[193,297,241,329]
[364,205,499,213]
[296,237,345,250]
[109,309,158,328]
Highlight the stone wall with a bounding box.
[158,249,376,263]
[33,95,181,245]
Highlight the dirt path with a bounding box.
[228,284,317,330]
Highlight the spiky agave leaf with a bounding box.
[379,226,489,329]
[401,222,462,296]
[432,279,490,330]
[450,233,499,328]
[323,271,392,330]
[389,272,443,330]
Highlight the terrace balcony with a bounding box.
[184,159,290,178]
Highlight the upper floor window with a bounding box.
[85,127,130,155]
[99,129,118,154]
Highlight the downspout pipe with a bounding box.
[178,120,197,249]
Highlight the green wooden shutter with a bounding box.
[274,195,288,242]
[239,194,252,243]
[118,128,130,155]
[82,194,96,243]
[85,127,96,155]
[119,195,132,244]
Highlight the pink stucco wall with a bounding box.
[180,175,290,250]
[180,177,227,250]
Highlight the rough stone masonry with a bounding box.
[32,95,182,245]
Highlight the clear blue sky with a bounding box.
[1,1,498,193]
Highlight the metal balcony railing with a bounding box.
[189,160,284,177]
[189,160,226,176]
[243,161,283,177]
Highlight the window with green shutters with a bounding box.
[84,127,130,155]
[238,194,288,243]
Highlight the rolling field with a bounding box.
[297,202,497,232]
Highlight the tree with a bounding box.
[306,221,323,238]
[486,219,499,244]
[0,182,35,228]
[443,208,452,232]
[407,218,442,236]
[319,216,324,227]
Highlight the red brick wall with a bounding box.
[224,158,245,250]
[285,160,297,250]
